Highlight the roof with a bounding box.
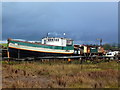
[42,37,73,40]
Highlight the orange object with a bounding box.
[68,58,71,61]
[87,47,90,53]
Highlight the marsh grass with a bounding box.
[2,60,119,88]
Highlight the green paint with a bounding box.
[9,40,74,50]
[90,48,98,53]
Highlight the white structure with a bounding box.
[42,37,73,46]
[105,51,119,57]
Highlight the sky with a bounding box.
[2,2,118,44]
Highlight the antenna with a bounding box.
[97,38,102,46]
[47,33,50,37]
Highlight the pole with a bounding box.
[18,49,20,58]
[7,51,10,58]
[100,39,102,46]
[97,38,102,46]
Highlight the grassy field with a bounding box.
[0,43,7,48]
[2,60,119,88]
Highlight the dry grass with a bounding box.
[2,60,119,88]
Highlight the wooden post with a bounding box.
[80,58,83,64]
[7,51,10,58]
[18,49,20,58]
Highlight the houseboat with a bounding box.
[7,36,74,58]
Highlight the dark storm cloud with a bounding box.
[2,2,118,44]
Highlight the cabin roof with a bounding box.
[8,38,72,47]
[42,37,73,40]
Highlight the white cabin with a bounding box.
[42,37,73,46]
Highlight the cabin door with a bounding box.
[44,40,46,44]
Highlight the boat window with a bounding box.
[107,53,111,55]
[48,38,59,41]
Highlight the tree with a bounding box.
[103,44,112,50]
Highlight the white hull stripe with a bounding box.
[9,43,74,54]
